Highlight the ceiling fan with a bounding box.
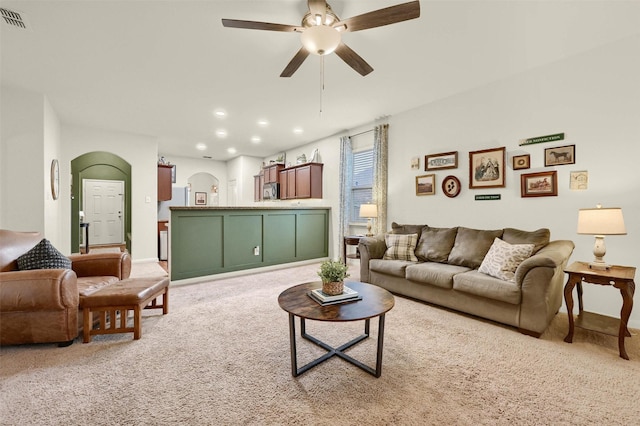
[222,0,420,77]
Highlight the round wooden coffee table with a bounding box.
[278,281,394,377]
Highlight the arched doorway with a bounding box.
[70,152,132,254]
[187,172,220,206]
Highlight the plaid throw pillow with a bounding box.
[16,239,72,270]
[383,233,418,262]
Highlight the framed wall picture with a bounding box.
[520,171,558,197]
[512,154,530,170]
[544,145,575,166]
[416,174,435,196]
[469,147,506,189]
[442,175,461,198]
[195,192,207,205]
[425,151,458,171]
[570,170,588,190]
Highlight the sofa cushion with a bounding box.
[383,233,418,262]
[369,259,415,278]
[502,228,550,254]
[415,227,458,263]
[391,222,426,240]
[16,239,72,271]
[479,238,535,282]
[447,227,504,269]
[453,270,521,305]
[406,262,471,289]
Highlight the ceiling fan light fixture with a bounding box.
[301,25,341,56]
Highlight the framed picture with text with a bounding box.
[469,147,506,189]
[425,151,458,171]
[195,192,207,205]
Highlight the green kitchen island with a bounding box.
[169,207,330,281]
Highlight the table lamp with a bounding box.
[359,203,378,236]
[577,204,626,270]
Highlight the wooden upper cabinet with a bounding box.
[158,164,173,201]
[279,162,323,200]
[254,174,264,202]
[264,164,284,184]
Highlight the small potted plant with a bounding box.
[317,259,350,295]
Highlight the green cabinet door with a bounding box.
[171,213,224,280]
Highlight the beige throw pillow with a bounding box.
[383,233,419,262]
[479,237,535,282]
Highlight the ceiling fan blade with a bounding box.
[280,48,311,78]
[336,1,420,33]
[334,42,374,76]
[222,19,301,32]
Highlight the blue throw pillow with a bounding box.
[16,239,72,270]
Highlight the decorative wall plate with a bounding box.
[50,159,60,200]
[442,175,461,198]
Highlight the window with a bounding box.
[351,148,373,222]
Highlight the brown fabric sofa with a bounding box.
[358,224,575,337]
[0,229,131,346]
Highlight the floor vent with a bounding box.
[1,7,28,29]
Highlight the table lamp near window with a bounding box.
[577,204,626,270]
[360,203,378,236]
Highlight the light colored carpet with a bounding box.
[1,262,638,425]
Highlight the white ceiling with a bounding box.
[2,0,639,161]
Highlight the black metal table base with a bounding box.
[287,314,386,378]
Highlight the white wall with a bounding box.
[43,96,63,248]
[160,154,228,205]
[0,86,64,248]
[386,35,640,327]
[62,125,159,262]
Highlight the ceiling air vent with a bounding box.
[1,7,28,29]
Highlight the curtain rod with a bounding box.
[349,128,374,138]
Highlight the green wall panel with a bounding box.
[224,214,263,268]
[170,208,329,280]
[171,214,223,280]
[296,212,328,259]
[263,212,297,262]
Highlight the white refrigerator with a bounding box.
[158,186,189,260]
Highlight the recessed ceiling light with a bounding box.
[257,119,269,127]
[195,143,207,151]
[213,109,227,119]
[293,127,304,134]
[215,129,228,138]
[227,147,237,154]
[251,136,261,143]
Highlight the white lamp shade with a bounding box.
[359,203,378,218]
[301,25,341,56]
[577,207,626,235]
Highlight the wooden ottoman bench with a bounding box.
[80,277,169,343]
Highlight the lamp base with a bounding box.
[588,260,611,270]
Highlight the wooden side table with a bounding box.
[563,261,636,359]
[343,235,363,264]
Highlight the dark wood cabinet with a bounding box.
[280,162,323,199]
[264,164,284,184]
[254,174,264,202]
[158,164,173,201]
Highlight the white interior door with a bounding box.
[83,179,125,245]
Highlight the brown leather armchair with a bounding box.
[0,229,131,346]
